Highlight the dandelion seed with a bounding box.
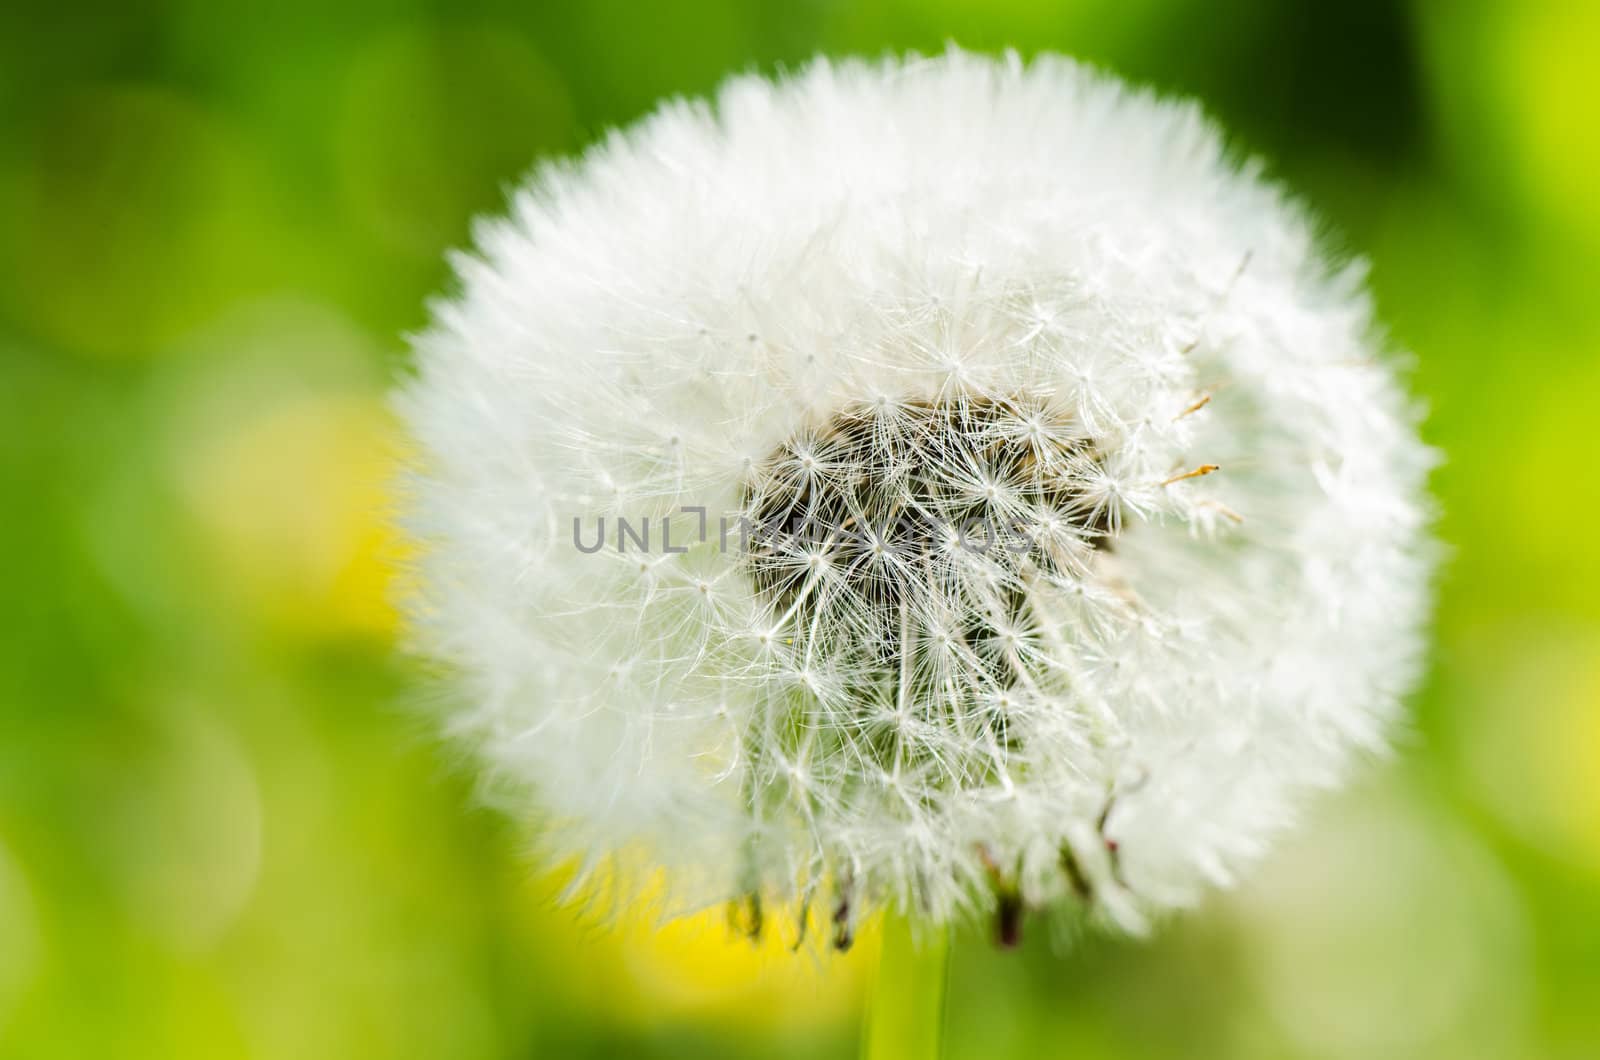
[397,49,1436,945]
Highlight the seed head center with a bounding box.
[743,396,1112,665]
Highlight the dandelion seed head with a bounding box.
[398,50,1436,940]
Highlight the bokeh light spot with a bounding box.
[335,24,575,256]
[0,86,269,359]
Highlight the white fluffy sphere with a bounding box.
[398,49,1435,943]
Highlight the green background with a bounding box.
[2,1,1597,1057]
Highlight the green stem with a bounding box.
[861,910,950,1060]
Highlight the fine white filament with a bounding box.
[398,49,1435,941]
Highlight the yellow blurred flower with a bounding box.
[180,392,400,636]
[520,862,874,1032]
[169,302,404,639]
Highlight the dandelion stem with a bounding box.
[862,910,949,1060]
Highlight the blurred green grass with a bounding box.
[1,2,1597,1058]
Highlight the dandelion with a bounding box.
[397,47,1434,1051]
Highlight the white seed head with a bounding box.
[397,50,1436,943]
